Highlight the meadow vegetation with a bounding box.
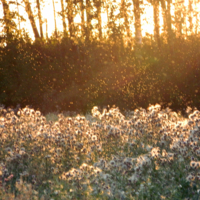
[0,104,200,199]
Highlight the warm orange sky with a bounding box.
[0,0,200,40]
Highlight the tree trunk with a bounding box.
[174,0,183,38]
[36,0,43,38]
[166,0,172,36]
[160,0,167,34]
[23,0,40,39]
[16,0,21,32]
[121,0,130,39]
[80,0,85,37]
[86,0,91,41]
[67,0,74,37]
[2,0,10,38]
[132,0,142,45]
[166,0,173,51]
[194,0,198,35]
[188,0,193,34]
[161,0,172,45]
[52,0,58,38]
[60,0,67,35]
[96,0,102,39]
[45,18,48,38]
[153,0,160,48]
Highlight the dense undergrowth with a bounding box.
[0,104,200,199]
[0,34,200,114]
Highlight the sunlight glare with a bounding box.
[0,0,200,39]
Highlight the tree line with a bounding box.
[1,0,200,46]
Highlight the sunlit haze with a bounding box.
[0,0,200,39]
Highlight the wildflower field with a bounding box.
[0,104,200,200]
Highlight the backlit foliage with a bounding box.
[0,36,200,114]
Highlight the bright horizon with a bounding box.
[0,0,200,40]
